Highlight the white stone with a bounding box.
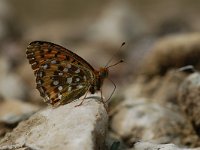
[132,141,199,150]
[0,100,39,124]
[0,97,108,150]
[111,99,189,144]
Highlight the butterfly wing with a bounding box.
[26,41,96,106]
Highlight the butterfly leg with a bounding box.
[100,89,109,112]
[74,98,85,107]
[75,88,90,107]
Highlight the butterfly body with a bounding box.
[89,68,109,94]
[26,41,108,106]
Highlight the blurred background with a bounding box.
[1,0,200,103]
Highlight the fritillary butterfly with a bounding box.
[26,41,123,107]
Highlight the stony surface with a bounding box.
[0,0,11,41]
[130,141,200,150]
[0,57,26,100]
[0,98,108,150]
[124,71,186,106]
[178,73,200,137]
[109,71,200,148]
[0,100,39,124]
[108,33,200,149]
[139,33,200,77]
[110,98,199,147]
[0,100,39,139]
[86,0,145,46]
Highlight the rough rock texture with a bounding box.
[109,59,200,148]
[178,73,200,137]
[124,71,186,106]
[0,100,39,124]
[139,33,200,77]
[109,33,200,148]
[110,98,199,147]
[0,98,108,150]
[0,100,39,139]
[131,141,200,150]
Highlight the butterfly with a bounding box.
[26,41,123,107]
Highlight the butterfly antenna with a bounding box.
[106,59,124,69]
[105,42,125,67]
[105,78,116,103]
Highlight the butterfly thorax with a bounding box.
[89,67,109,94]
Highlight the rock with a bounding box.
[123,71,186,107]
[0,100,39,125]
[0,98,108,150]
[0,57,9,76]
[108,33,200,147]
[0,56,27,100]
[0,100,39,140]
[156,18,191,36]
[139,33,200,77]
[109,70,200,147]
[109,33,200,148]
[110,62,200,147]
[86,0,146,46]
[0,0,22,44]
[0,73,27,101]
[130,141,200,150]
[0,123,10,140]
[178,73,200,137]
[106,132,128,150]
[0,0,11,41]
[110,98,199,147]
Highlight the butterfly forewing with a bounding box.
[26,41,96,106]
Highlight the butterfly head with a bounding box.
[99,67,109,79]
[96,67,109,89]
[95,60,124,90]
[89,68,108,94]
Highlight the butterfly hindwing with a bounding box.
[26,41,95,106]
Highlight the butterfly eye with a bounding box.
[100,69,108,78]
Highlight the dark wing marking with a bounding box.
[26,41,96,106]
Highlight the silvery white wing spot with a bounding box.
[26,41,110,106]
